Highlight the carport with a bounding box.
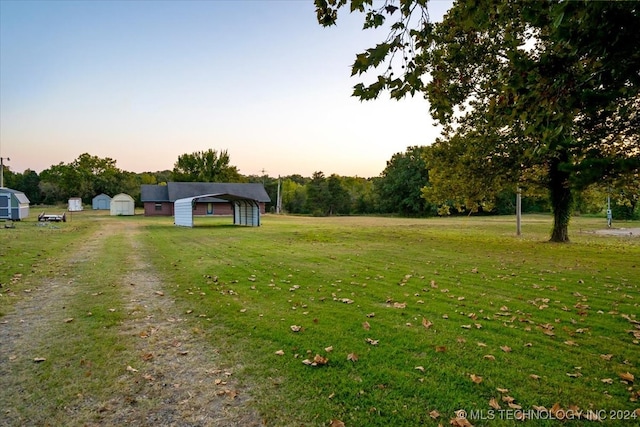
[174,193,262,227]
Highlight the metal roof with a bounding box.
[142,182,270,203]
[0,187,30,204]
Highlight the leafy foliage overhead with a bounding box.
[315,0,640,241]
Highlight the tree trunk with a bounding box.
[548,153,573,242]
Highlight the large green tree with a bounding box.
[316,0,640,241]
[377,145,432,216]
[172,149,242,182]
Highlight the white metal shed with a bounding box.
[174,193,262,227]
[110,193,135,216]
[68,198,83,212]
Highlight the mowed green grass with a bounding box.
[140,215,639,426]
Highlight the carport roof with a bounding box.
[141,183,270,203]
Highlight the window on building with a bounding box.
[155,203,162,211]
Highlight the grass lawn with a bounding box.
[1,212,638,426]
[140,214,639,426]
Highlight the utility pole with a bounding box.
[276,176,282,214]
[0,157,9,188]
[516,187,522,236]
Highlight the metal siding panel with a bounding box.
[174,198,194,227]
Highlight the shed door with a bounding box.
[0,194,10,219]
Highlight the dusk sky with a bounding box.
[1,0,452,178]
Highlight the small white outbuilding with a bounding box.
[110,193,135,216]
[68,198,83,212]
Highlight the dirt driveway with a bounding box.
[0,220,262,426]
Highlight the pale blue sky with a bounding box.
[1,0,451,177]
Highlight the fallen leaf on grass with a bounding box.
[141,353,154,361]
[483,354,495,361]
[393,302,407,309]
[601,378,613,384]
[302,354,328,366]
[290,325,302,332]
[33,357,46,363]
[365,338,379,345]
[500,346,512,353]
[450,413,474,427]
[362,321,371,330]
[347,353,358,362]
[489,397,501,409]
[435,346,447,352]
[126,365,138,373]
[154,291,164,296]
[600,354,614,361]
[620,372,635,383]
[422,318,433,329]
[329,420,345,427]
[275,350,285,356]
[566,372,582,378]
[429,409,440,419]
[63,318,74,323]
[530,374,540,380]
[496,388,509,393]
[415,366,425,372]
[470,374,483,384]
[324,346,333,353]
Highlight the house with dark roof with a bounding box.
[140,182,271,217]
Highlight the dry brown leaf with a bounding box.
[154,291,164,296]
[429,409,440,419]
[126,365,138,373]
[324,346,333,353]
[393,302,407,309]
[33,357,46,363]
[366,312,375,318]
[508,402,522,409]
[566,372,582,378]
[564,340,578,346]
[529,374,540,380]
[496,387,509,393]
[601,378,613,384]
[600,353,614,361]
[141,353,154,361]
[347,353,358,362]
[290,325,302,332]
[620,372,635,382]
[422,318,433,329]
[477,342,487,347]
[550,402,562,416]
[502,395,515,404]
[274,350,285,356]
[362,321,371,330]
[489,397,501,410]
[313,354,328,365]
[63,318,74,323]
[461,324,472,329]
[532,405,547,412]
[415,366,425,372]
[450,415,474,427]
[329,420,345,427]
[365,338,379,345]
[500,346,512,353]
[435,346,447,352]
[470,374,483,384]
[483,354,496,361]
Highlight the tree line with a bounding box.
[3,147,636,220]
